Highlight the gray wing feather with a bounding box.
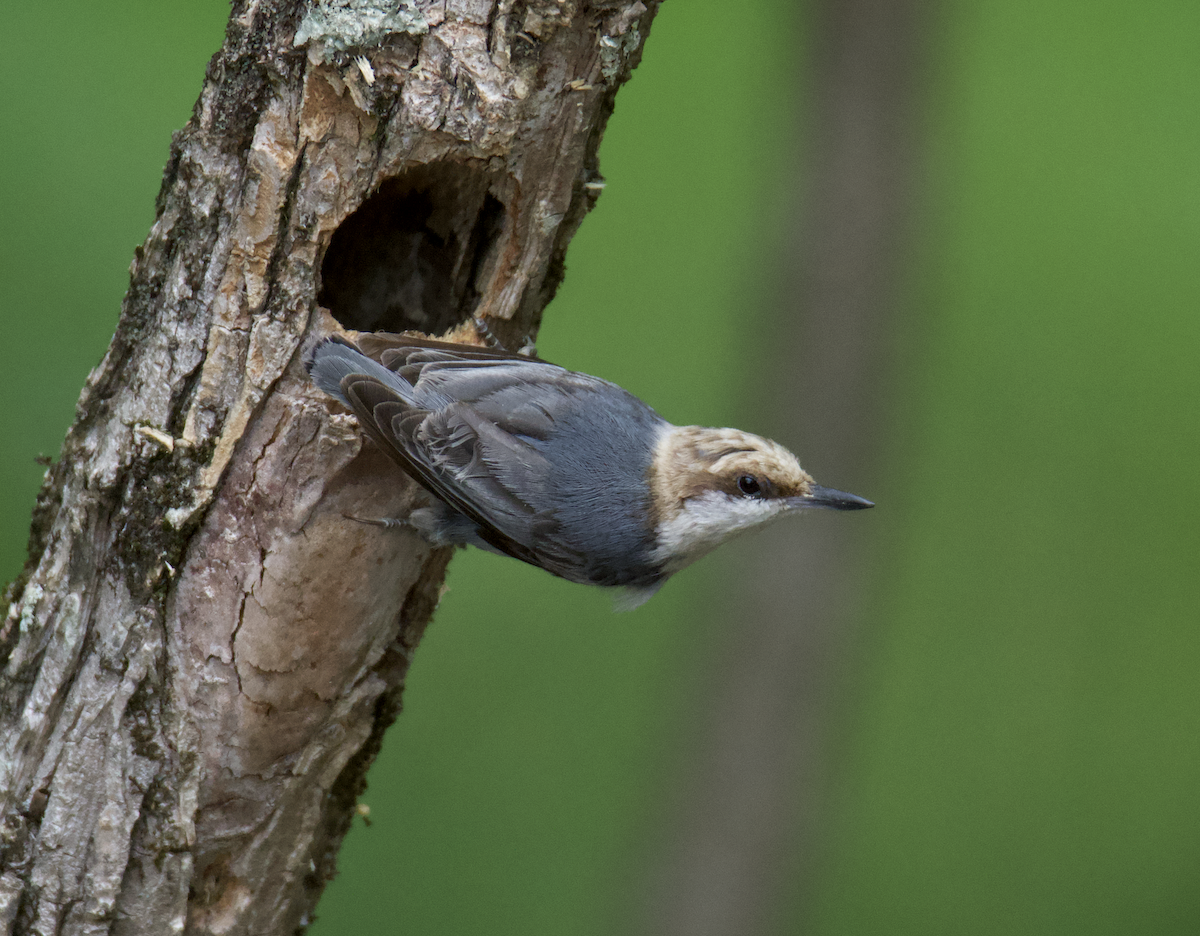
[306,336,594,576]
[397,399,586,571]
[308,337,415,408]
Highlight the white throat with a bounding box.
[651,492,789,574]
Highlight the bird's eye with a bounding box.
[737,474,762,497]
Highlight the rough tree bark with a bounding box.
[0,1,658,933]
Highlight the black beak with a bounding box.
[794,484,874,511]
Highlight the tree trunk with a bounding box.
[0,2,658,933]
[632,0,929,933]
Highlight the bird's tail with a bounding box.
[305,336,414,407]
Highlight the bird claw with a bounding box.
[472,315,537,357]
[343,514,408,530]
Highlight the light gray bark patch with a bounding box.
[294,0,428,58]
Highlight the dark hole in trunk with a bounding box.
[319,162,507,335]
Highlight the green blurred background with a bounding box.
[2,1,1197,934]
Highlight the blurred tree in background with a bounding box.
[1,1,1196,935]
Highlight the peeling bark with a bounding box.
[0,2,658,933]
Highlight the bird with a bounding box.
[306,331,873,609]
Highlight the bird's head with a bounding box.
[648,425,872,570]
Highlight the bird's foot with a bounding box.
[473,315,537,357]
[343,514,410,530]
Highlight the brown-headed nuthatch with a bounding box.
[307,334,872,608]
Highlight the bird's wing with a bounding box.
[337,339,607,577]
[356,332,523,367]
